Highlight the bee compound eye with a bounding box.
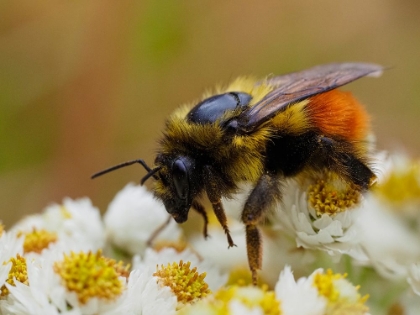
[172,159,189,200]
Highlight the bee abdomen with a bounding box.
[306,89,370,141]
[264,131,319,176]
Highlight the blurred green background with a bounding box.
[1,0,419,228]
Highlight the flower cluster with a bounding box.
[1,152,420,314]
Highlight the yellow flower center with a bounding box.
[53,250,129,304]
[0,223,4,236]
[154,260,210,306]
[60,206,72,219]
[375,162,420,205]
[226,267,255,287]
[1,254,28,296]
[308,173,361,215]
[178,285,281,315]
[215,285,281,315]
[313,269,344,302]
[313,269,369,314]
[326,302,370,315]
[17,228,58,254]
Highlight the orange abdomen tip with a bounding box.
[307,90,370,141]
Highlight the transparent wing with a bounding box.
[239,62,383,132]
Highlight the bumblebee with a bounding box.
[93,63,383,284]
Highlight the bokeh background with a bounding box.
[1,0,419,228]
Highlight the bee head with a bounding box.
[91,154,199,224]
[153,154,198,224]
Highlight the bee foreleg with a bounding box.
[204,166,236,248]
[212,200,236,248]
[241,173,282,285]
[191,200,209,239]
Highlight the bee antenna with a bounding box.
[140,166,162,185]
[91,159,154,179]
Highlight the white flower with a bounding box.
[221,183,253,220]
[191,222,316,287]
[0,281,74,315]
[275,266,326,315]
[222,286,281,314]
[54,251,129,315]
[0,253,72,315]
[357,195,420,279]
[272,178,366,260]
[0,249,135,315]
[104,184,182,255]
[228,298,264,315]
[373,152,420,224]
[260,230,317,287]
[192,184,316,286]
[277,267,370,315]
[0,230,24,263]
[407,262,420,296]
[0,231,24,292]
[11,197,105,253]
[44,198,105,250]
[180,284,281,315]
[115,268,177,315]
[354,151,420,279]
[133,247,227,291]
[9,215,45,232]
[310,268,370,315]
[0,261,12,295]
[395,287,420,315]
[188,221,249,275]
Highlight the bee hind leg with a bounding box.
[318,136,376,190]
[241,173,283,285]
[336,152,376,190]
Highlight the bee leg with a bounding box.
[336,152,376,190]
[241,173,282,285]
[319,136,376,190]
[192,200,209,239]
[245,225,261,285]
[146,215,172,247]
[204,166,236,248]
[337,153,376,191]
[213,200,236,247]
